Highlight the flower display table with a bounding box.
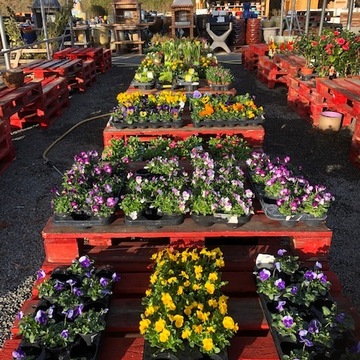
[41,213,332,263]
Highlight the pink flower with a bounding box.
[336,37,346,45]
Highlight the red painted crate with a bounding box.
[0,121,16,175]
[256,56,287,89]
[74,59,97,92]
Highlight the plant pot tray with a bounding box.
[192,116,264,128]
[125,214,185,227]
[52,213,115,227]
[110,117,183,129]
[249,179,327,227]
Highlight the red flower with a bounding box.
[336,37,346,45]
[342,42,350,51]
[321,35,327,41]
[311,41,318,46]
[333,30,340,36]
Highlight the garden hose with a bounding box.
[42,112,112,176]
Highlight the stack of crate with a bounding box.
[0,119,16,174]
[9,77,70,129]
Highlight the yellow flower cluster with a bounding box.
[139,247,238,355]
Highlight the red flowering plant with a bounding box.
[294,29,360,77]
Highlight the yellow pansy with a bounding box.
[155,318,166,332]
[159,328,170,342]
[173,315,184,328]
[181,328,191,339]
[205,282,215,295]
[223,316,239,331]
[208,272,218,282]
[193,324,203,334]
[139,318,151,334]
[202,338,214,352]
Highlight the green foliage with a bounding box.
[4,6,25,47]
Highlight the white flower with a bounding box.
[129,211,138,220]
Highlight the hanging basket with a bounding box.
[2,69,25,89]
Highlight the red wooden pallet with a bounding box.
[99,49,112,73]
[9,77,70,129]
[74,59,97,92]
[287,76,329,125]
[0,124,16,175]
[273,54,306,79]
[41,213,332,264]
[0,82,42,119]
[256,56,287,89]
[315,77,360,126]
[103,123,265,149]
[4,238,360,360]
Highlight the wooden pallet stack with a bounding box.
[0,118,16,175]
[242,44,269,71]
[53,47,112,74]
[7,77,70,130]
[287,75,328,124]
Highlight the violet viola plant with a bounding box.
[255,249,357,360]
[246,152,334,218]
[51,151,125,218]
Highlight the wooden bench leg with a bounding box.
[291,234,332,260]
[43,237,81,263]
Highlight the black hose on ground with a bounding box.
[42,112,112,176]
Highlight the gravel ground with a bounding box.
[0,52,359,348]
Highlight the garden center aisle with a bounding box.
[0,50,359,357]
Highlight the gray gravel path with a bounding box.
[0,52,359,348]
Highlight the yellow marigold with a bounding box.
[208,272,218,282]
[202,338,214,352]
[139,318,151,334]
[150,273,158,284]
[181,328,191,339]
[173,314,184,328]
[155,318,166,332]
[191,251,199,261]
[223,316,238,331]
[205,282,215,295]
[159,328,171,342]
[215,258,225,268]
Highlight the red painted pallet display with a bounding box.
[0,82,42,119]
[74,59,97,92]
[53,47,111,74]
[287,75,328,124]
[9,77,70,129]
[256,56,287,89]
[273,54,306,79]
[243,44,269,71]
[315,77,360,127]
[0,119,16,174]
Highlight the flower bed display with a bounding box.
[246,152,334,227]
[139,247,238,358]
[254,249,358,359]
[189,91,265,127]
[51,151,125,226]
[111,91,186,129]
[13,256,119,360]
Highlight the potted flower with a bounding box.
[132,67,156,89]
[177,67,200,91]
[120,156,191,225]
[189,150,254,227]
[51,151,124,226]
[189,91,264,127]
[139,247,238,358]
[112,91,186,128]
[205,65,234,90]
[255,249,357,359]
